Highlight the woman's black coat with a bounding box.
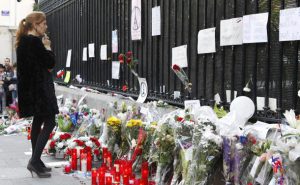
[17,35,59,118]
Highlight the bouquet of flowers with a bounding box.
[172,64,192,93]
[152,122,176,185]
[119,51,139,77]
[57,113,73,132]
[64,136,102,159]
[47,132,72,155]
[106,116,122,156]
[183,119,222,185]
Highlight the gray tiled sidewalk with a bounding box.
[0,134,90,185]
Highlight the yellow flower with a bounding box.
[126,119,142,127]
[107,116,121,126]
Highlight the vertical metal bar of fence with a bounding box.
[163,0,170,99]
[252,0,258,111]
[202,0,207,103]
[230,0,236,103]
[190,0,198,100]
[278,0,285,112]
[264,0,272,110]
[221,0,226,104]
[241,1,247,97]
[294,0,300,109]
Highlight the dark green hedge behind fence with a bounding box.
[40,0,300,121]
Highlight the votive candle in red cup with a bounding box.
[114,173,120,183]
[71,149,77,171]
[87,152,92,171]
[91,168,97,185]
[106,175,112,185]
[64,164,71,174]
[123,175,129,185]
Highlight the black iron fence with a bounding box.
[39,0,300,122]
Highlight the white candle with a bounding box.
[81,159,87,173]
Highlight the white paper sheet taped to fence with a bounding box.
[88,43,95,58]
[65,50,72,67]
[82,47,87,61]
[112,61,120,80]
[198,27,216,54]
[112,30,118,53]
[243,13,268,43]
[131,0,142,40]
[152,6,161,36]
[220,17,243,46]
[172,45,188,68]
[279,7,300,41]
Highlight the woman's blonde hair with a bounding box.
[15,11,46,48]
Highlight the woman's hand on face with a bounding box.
[42,34,51,50]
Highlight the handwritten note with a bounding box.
[174,91,181,99]
[279,7,300,41]
[64,71,71,83]
[243,13,269,43]
[112,30,118,53]
[88,43,95,58]
[137,78,148,103]
[111,61,120,80]
[82,47,87,61]
[184,100,201,113]
[198,28,216,54]
[100,45,107,60]
[131,0,142,40]
[172,45,188,68]
[66,50,72,67]
[220,17,243,46]
[152,6,161,36]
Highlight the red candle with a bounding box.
[102,148,108,163]
[106,175,112,185]
[114,173,120,183]
[91,168,97,185]
[123,175,129,185]
[71,149,77,170]
[98,167,105,185]
[87,152,92,171]
[80,149,84,171]
[141,169,148,180]
[64,164,71,174]
[107,152,112,167]
[114,160,120,173]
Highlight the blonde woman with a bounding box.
[16,11,58,178]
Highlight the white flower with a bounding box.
[69,142,77,149]
[53,133,60,140]
[57,142,64,149]
[127,106,133,112]
[131,139,137,148]
[85,141,93,148]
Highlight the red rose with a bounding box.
[50,141,56,149]
[177,117,184,122]
[118,54,125,62]
[172,64,181,71]
[64,133,71,140]
[122,85,128,92]
[49,132,55,140]
[84,112,89,116]
[60,135,66,140]
[126,58,132,64]
[84,146,92,153]
[94,149,100,156]
[74,140,85,147]
[126,51,133,58]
